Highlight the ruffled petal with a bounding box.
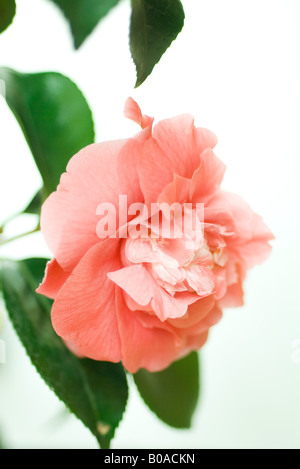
[208,191,274,269]
[36,258,70,299]
[157,173,191,205]
[124,97,154,130]
[190,148,226,202]
[115,289,182,373]
[183,330,210,354]
[108,264,197,321]
[138,115,201,203]
[41,138,144,270]
[51,239,122,362]
[168,294,216,329]
[189,305,223,335]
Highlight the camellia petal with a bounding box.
[157,173,191,206]
[108,264,198,322]
[124,97,154,130]
[168,294,216,329]
[41,138,144,271]
[138,115,205,203]
[36,258,70,299]
[190,148,226,202]
[51,239,122,362]
[207,191,274,269]
[115,289,185,373]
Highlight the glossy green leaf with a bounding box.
[130,0,185,87]
[0,258,128,448]
[0,0,16,34]
[134,352,200,428]
[49,0,122,49]
[0,68,95,196]
[23,189,44,216]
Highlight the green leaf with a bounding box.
[49,0,122,49]
[0,0,16,34]
[130,0,185,87]
[21,258,52,291]
[0,68,95,196]
[0,258,128,448]
[134,352,200,428]
[23,188,44,216]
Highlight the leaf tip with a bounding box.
[134,77,145,89]
[73,35,85,50]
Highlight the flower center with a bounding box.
[122,205,218,298]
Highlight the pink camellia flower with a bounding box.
[37,98,274,373]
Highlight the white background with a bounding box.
[0,0,300,449]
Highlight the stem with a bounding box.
[0,213,19,233]
[0,225,40,246]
